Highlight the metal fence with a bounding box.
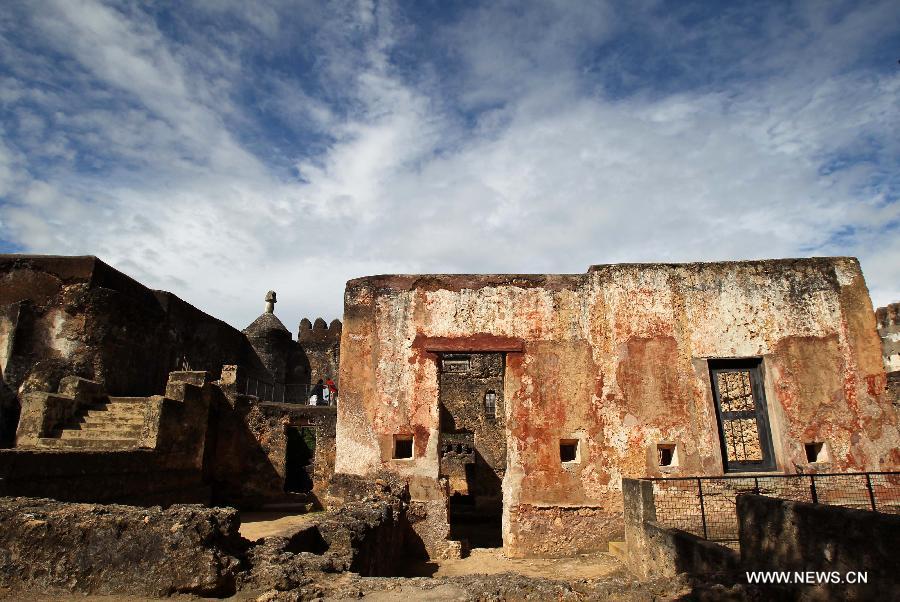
[646,472,900,543]
[239,377,337,406]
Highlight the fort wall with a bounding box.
[295,317,342,385]
[336,258,898,557]
[0,255,267,447]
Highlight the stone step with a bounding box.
[82,405,145,416]
[37,437,142,449]
[81,411,144,423]
[58,426,143,439]
[78,414,144,426]
[86,402,147,413]
[108,397,152,407]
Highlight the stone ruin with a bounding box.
[0,253,899,600]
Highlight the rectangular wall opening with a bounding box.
[285,426,315,493]
[804,442,829,463]
[657,444,676,467]
[709,359,776,472]
[560,439,579,463]
[393,435,413,459]
[438,351,506,550]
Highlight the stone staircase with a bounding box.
[38,397,148,449]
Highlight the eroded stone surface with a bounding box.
[336,258,899,557]
[0,497,244,597]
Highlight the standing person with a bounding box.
[310,379,324,406]
[325,377,338,405]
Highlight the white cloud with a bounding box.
[0,0,897,331]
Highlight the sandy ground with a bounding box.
[402,547,625,580]
[238,511,321,540]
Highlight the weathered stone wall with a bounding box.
[296,317,342,385]
[207,374,337,506]
[1,374,218,505]
[336,258,898,557]
[0,449,208,505]
[738,494,900,599]
[0,255,267,447]
[622,478,740,580]
[0,497,244,597]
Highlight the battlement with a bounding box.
[876,303,900,330]
[298,317,342,343]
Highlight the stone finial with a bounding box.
[265,290,277,314]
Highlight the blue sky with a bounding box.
[0,0,898,328]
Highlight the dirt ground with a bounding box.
[1,516,686,602]
[239,511,322,541]
[402,547,626,580]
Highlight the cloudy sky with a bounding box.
[0,1,898,329]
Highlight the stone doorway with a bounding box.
[284,426,315,492]
[438,352,506,549]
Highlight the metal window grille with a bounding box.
[484,390,497,418]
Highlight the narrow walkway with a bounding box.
[238,511,320,540]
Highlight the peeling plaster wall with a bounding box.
[336,258,899,558]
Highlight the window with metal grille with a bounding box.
[709,359,775,472]
[484,390,497,419]
[441,354,470,373]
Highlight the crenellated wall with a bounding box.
[295,317,342,386]
[335,258,899,558]
[876,302,900,373]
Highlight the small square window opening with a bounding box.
[657,444,677,467]
[804,442,829,463]
[393,435,413,459]
[560,439,579,463]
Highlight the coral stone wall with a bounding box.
[297,318,342,385]
[0,255,267,447]
[336,258,899,558]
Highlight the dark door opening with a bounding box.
[447,460,503,548]
[285,426,315,492]
[709,359,776,472]
[438,352,506,550]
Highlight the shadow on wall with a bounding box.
[204,394,294,509]
[0,371,17,447]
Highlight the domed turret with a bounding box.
[243,290,291,383]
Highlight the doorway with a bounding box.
[438,352,506,549]
[285,426,316,492]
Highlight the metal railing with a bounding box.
[645,472,900,543]
[239,377,337,406]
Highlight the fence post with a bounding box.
[697,478,708,540]
[754,477,759,496]
[865,473,877,511]
[810,475,818,504]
